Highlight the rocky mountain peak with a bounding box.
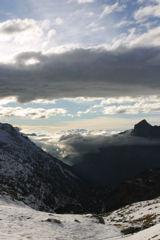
[138,119,150,125]
[131,119,160,138]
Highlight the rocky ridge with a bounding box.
[131,119,160,138]
[0,123,105,213]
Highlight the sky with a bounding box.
[1,0,160,136]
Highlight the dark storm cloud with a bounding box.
[59,132,160,154]
[1,46,160,102]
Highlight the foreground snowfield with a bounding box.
[1,193,160,240]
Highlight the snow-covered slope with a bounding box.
[0,123,99,213]
[0,190,160,240]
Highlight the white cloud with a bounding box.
[77,108,95,116]
[115,20,133,28]
[63,97,103,103]
[86,22,105,32]
[86,22,97,29]
[0,19,33,35]
[47,29,56,39]
[0,19,43,39]
[55,18,63,25]
[92,26,105,32]
[25,58,40,65]
[0,107,67,119]
[77,96,160,116]
[32,99,56,104]
[41,19,51,30]
[129,26,160,46]
[139,20,158,30]
[134,3,160,21]
[102,102,160,115]
[0,97,17,106]
[100,3,125,18]
[94,27,136,49]
[110,23,160,48]
[87,12,94,17]
[0,19,51,62]
[77,0,94,3]
[46,43,80,54]
[99,96,160,105]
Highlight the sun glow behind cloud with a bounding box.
[0,0,160,132]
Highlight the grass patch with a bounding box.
[132,214,156,225]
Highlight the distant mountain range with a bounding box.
[71,119,160,189]
[1,120,160,214]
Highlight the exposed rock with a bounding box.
[131,119,160,138]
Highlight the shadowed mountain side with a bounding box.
[105,168,160,212]
[0,123,108,213]
[62,120,160,189]
[131,119,160,138]
[71,145,160,189]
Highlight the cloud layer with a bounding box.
[25,125,160,166]
[59,132,160,156]
[0,107,67,119]
[1,46,160,103]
